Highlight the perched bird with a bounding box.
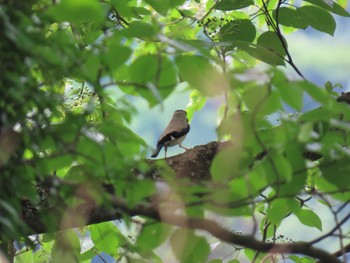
[151,110,190,158]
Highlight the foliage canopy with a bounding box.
[1,0,350,262]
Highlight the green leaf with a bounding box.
[46,0,105,24]
[90,222,120,255]
[104,42,132,72]
[267,198,299,226]
[275,81,304,111]
[315,173,350,202]
[211,146,241,181]
[144,0,170,16]
[46,154,74,172]
[279,144,307,195]
[300,81,330,106]
[320,158,350,188]
[129,55,177,93]
[242,85,282,115]
[271,152,293,182]
[274,7,308,29]
[295,209,322,231]
[304,0,350,17]
[299,6,336,35]
[298,123,314,143]
[257,31,287,58]
[175,55,226,96]
[299,107,333,122]
[124,21,157,38]
[51,230,81,263]
[82,51,101,82]
[126,179,156,206]
[186,90,207,121]
[170,0,187,7]
[215,0,254,10]
[170,229,210,263]
[14,250,33,263]
[219,19,256,43]
[137,222,172,251]
[129,55,158,83]
[236,42,285,66]
[288,255,315,263]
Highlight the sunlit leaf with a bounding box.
[90,222,120,255]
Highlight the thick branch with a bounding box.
[110,198,340,263]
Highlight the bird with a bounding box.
[151,110,190,158]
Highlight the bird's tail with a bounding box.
[151,144,163,158]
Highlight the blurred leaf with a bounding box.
[104,39,132,72]
[299,6,336,35]
[90,222,120,255]
[186,90,207,121]
[301,81,330,106]
[215,0,254,10]
[0,130,21,167]
[82,51,101,82]
[279,144,307,195]
[211,146,242,181]
[242,85,282,115]
[14,250,33,263]
[288,255,315,263]
[170,0,187,7]
[298,123,314,143]
[51,230,81,263]
[129,55,158,83]
[299,108,333,122]
[137,222,172,251]
[176,55,228,96]
[170,229,210,263]
[144,0,170,16]
[295,209,322,231]
[320,158,350,188]
[315,173,350,202]
[124,21,157,38]
[275,80,304,111]
[46,0,105,24]
[126,179,156,206]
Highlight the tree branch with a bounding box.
[110,197,340,263]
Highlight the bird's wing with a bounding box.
[156,124,190,147]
